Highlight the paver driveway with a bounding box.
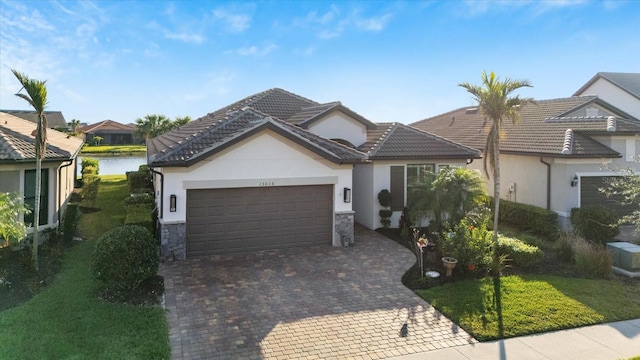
[160,225,476,359]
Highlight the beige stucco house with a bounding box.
[147,89,480,260]
[0,112,83,232]
[412,75,640,228]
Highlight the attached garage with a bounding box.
[580,176,635,218]
[186,185,333,256]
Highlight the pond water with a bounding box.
[77,155,147,176]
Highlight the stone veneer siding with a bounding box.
[335,211,355,247]
[160,222,186,261]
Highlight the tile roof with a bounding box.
[1,109,68,128]
[358,122,481,160]
[0,112,83,162]
[80,119,136,133]
[147,108,367,166]
[411,96,640,158]
[574,72,640,100]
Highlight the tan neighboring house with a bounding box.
[0,112,83,230]
[0,109,68,129]
[147,88,480,260]
[412,94,640,228]
[80,119,138,145]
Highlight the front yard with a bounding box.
[0,175,169,359]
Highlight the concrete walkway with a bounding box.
[388,319,640,360]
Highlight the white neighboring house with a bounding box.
[147,89,480,260]
[0,112,83,233]
[574,72,640,120]
[413,93,640,229]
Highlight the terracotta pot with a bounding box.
[442,257,458,277]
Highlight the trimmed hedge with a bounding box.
[124,203,154,233]
[124,193,154,206]
[61,203,80,243]
[570,205,619,246]
[497,235,544,267]
[127,171,152,193]
[91,225,158,290]
[81,157,99,175]
[82,175,101,207]
[493,198,559,240]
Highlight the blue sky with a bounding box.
[1,0,638,125]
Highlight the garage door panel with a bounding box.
[581,176,635,218]
[186,185,332,257]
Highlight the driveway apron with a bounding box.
[160,225,476,359]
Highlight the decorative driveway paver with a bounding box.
[160,225,476,359]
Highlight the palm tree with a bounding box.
[135,114,172,140]
[12,69,48,270]
[173,115,191,128]
[68,118,81,134]
[459,71,532,254]
[459,71,532,337]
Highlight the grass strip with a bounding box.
[0,175,169,359]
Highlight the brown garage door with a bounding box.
[186,185,333,257]
[581,176,635,218]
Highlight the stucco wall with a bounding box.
[577,78,640,119]
[307,111,367,147]
[155,130,354,245]
[0,160,75,228]
[356,159,468,230]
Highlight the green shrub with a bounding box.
[81,157,99,175]
[82,165,98,175]
[81,175,101,208]
[379,209,392,229]
[441,217,493,273]
[494,199,559,240]
[125,203,154,233]
[572,237,612,279]
[128,171,152,193]
[497,235,543,267]
[555,231,576,263]
[61,203,80,243]
[124,193,155,206]
[571,205,620,246]
[91,225,158,290]
[378,189,392,207]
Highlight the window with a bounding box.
[24,169,49,226]
[407,164,435,207]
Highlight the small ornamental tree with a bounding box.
[0,192,31,247]
[378,189,392,228]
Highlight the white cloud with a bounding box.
[212,8,251,32]
[293,46,315,56]
[147,21,205,44]
[226,43,277,57]
[293,5,393,39]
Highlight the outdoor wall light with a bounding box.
[570,175,579,188]
[343,188,351,203]
[169,194,177,212]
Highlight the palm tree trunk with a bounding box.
[493,131,500,252]
[33,157,41,270]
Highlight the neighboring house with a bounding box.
[147,88,480,260]
[574,72,640,120]
[412,95,640,228]
[80,119,137,145]
[0,112,83,231]
[1,109,68,129]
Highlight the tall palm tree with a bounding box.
[459,71,532,337]
[12,69,48,270]
[459,71,533,255]
[135,114,172,140]
[68,118,81,134]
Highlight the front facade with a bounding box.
[0,112,83,232]
[574,72,640,120]
[412,94,640,228]
[148,89,479,260]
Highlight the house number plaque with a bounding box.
[259,181,275,187]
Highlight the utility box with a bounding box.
[607,242,640,270]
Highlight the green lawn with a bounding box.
[81,145,146,155]
[0,175,169,359]
[417,274,640,341]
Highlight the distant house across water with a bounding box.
[80,119,138,145]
